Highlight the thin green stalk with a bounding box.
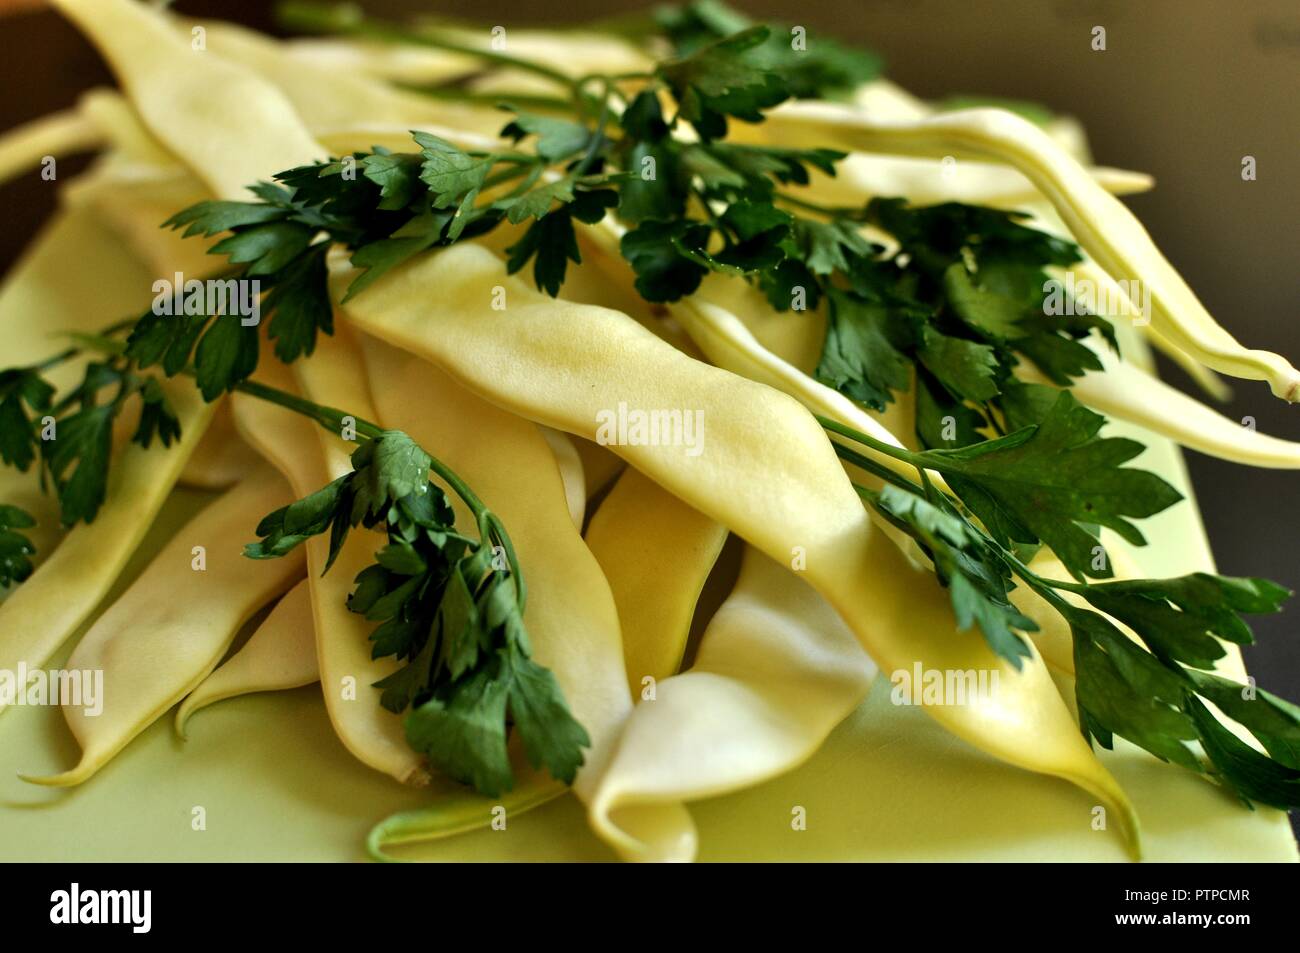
[830,438,924,495]
[816,414,924,468]
[398,84,575,114]
[775,191,867,220]
[68,332,525,585]
[573,79,613,178]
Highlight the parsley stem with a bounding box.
[775,191,867,220]
[276,2,578,91]
[234,378,528,608]
[816,414,923,468]
[480,161,540,192]
[67,332,525,596]
[31,347,79,374]
[398,85,576,114]
[1002,550,1082,616]
[835,442,925,496]
[576,70,655,86]
[573,79,613,178]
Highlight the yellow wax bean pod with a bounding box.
[24,470,303,786]
[778,153,1154,211]
[589,547,878,862]
[1021,341,1300,469]
[761,101,1300,400]
[1018,207,1230,404]
[360,335,634,799]
[367,769,567,863]
[338,244,1139,854]
[462,29,652,80]
[178,397,265,491]
[63,164,219,279]
[229,350,426,785]
[0,108,103,188]
[293,328,446,777]
[585,466,727,691]
[770,80,1155,208]
[538,427,586,530]
[175,578,317,736]
[60,90,221,278]
[51,0,325,200]
[76,88,177,169]
[275,6,651,86]
[1144,325,1232,404]
[283,37,480,87]
[0,242,217,688]
[183,18,505,142]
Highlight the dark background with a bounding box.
[2,0,1297,819]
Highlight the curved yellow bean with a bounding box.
[589,547,877,862]
[185,18,505,142]
[23,471,302,785]
[357,333,664,856]
[1024,210,1231,404]
[282,28,649,88]
[1145,325,1232,403]
[0,382,214,707]
[175,578,317,736]
[367,767,567,863]
[0,108,103,188]
[76,88,177,169]
[360,335,634,797]
[1022,340,1300,469]
[1041,251,1232,402]
[338,243,1140,854]
[64,164,220,279]
[762,102,1300,400]
[767,152,1154,210]
[585,466,727,691]
[744,80,1153,208]
[50,0,325,200]
[230,342,427,786]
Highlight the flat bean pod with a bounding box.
[585,466,728,691]
[588,548,877,862]
[176,579,318,735]
[24,470,303,785]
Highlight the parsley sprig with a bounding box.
[0,324,183,527]
[826,410,1296,811]
[242,398,589,795]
